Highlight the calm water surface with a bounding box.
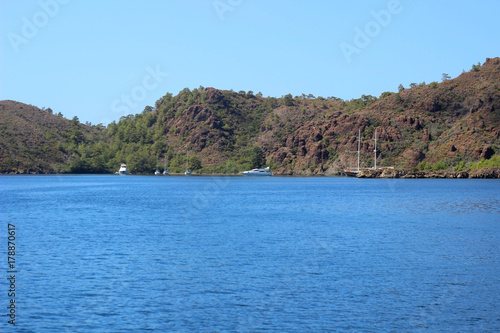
[1,175,499,332]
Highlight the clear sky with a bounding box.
[1,0,499,125]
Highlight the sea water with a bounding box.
[0,175,499,332]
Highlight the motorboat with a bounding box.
[118,164,128,175]
[242,167,272,176]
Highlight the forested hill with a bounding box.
[1,57,499,175]
[0,101,104,173]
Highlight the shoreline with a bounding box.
[2,167,500,178]
[356,167,500,179]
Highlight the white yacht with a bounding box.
[118,164,128,175]
[242,167,272,176]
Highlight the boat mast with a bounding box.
[374,128,377,170]
[357,129,361,172]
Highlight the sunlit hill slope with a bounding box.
[1,58,499,176]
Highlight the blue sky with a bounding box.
[1,0,499,125]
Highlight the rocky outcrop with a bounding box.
[357,168,500,179]
[468,167,500,178]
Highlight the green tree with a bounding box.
[283,94,294,106]
[380,91,393,99]
[471,62,481,72]
[142,105,153,114]
[189,156,202,171]
[250,146,266,169]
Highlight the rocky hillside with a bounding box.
[262,57,500,174]
[1,58,499,175]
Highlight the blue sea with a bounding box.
[1,175,499,332]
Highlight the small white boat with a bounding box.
[185,151,191,175]
[118,164,128,175]
[242,167,272,176]
[155,155,160,175]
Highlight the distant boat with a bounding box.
[185,152,191,175]
[163,153,169,175]
[117,163,128,175]
[242,166,272,176]
[344,130,361,177]
[155,155,160,175]
[344,128,378,177]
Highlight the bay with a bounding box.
[1,175,499,332]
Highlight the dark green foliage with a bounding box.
[471,62,481,72]
[189,155,202,171]
[250,146,266,169]
[283,94,294,106]
[380,91,393,99]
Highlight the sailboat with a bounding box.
[163,153,169,175]
[155,155,160,175]
[344,129,361,177]
[344,128,378,177]
[185,152,191,175]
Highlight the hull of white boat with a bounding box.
[242,172,272,176]
[242,168,272,176]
